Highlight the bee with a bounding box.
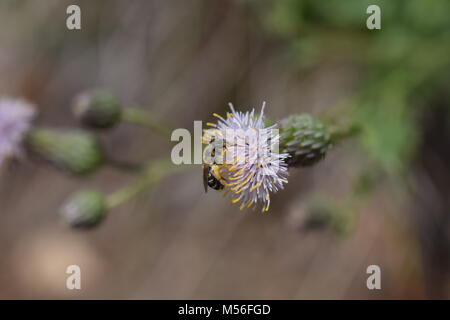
[203,164,225,192]
[202,139,226,192]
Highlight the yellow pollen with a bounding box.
[231,195,242,203]
[230,184,241,191]
[262,194,270,212]
[227,180,241,186]
[233,168,245,177]
[234,186,247,194]
[234,172,254,189]
[229,175,242,181]
[250,181,263,191]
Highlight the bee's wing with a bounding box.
[202,165,208,193]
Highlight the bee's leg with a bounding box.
[211,165,222,180]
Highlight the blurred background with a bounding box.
[0,0,449,299]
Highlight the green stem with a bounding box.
[105,160,188,209]
[105,175,152,209]
[122,107,172,138]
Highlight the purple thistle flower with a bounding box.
[203,102,289,212]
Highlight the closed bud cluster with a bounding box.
[279,114,331,167]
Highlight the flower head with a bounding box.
[203,102,289,212]
[0,97,36,165]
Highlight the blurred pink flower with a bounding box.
[0,97,36,165]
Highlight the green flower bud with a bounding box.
[279,114,331,167]
[60,189,107,228]
[72,90,122,129]
[25,128,103,175]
